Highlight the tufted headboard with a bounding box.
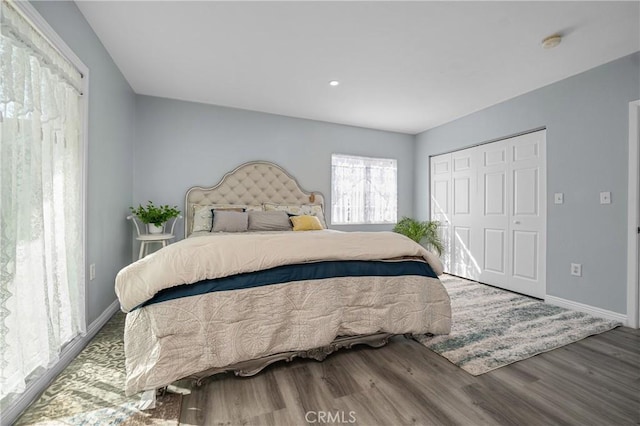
[184,161,325,237]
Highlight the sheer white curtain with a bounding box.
[0,0,85,403]
[331,154,397,224]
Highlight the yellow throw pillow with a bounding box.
[290,215,323,231]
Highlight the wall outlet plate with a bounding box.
[554,193,564,204]
[600,191,611,204]
[570,263,582,277]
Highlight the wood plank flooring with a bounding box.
[179,327,640,425]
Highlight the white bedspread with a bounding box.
[117,230,450,395]
[124,273,451,395]
[115,230,443,312]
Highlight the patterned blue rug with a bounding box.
[15,312,181,425]
[417,275,622,375]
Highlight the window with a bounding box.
[0,0,86,406]
[331,154,397,225]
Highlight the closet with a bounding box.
[430,130,546,298]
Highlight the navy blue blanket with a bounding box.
[135,260,436,310]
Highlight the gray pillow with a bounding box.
[212,210,249,232]
[248,211,292,231]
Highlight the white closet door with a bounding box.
[451,148,480,280]
[508,131,546,298]
[430,130,546,298]
[430,153,451,272]
[478,139,511,288]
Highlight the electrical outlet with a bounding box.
[554,193,564,204]
[600,191,611,204]
[570,263,582,277]
[89,264,96,281]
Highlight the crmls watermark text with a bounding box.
[305,410,357,424]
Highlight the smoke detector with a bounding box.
[542,34,562,49]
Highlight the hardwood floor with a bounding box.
[179,327,640,425]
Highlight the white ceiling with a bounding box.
[76,1,640,134]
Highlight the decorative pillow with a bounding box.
[192,204,241,232]
[212,210,249,232]
[210,207,246,232]
[192,204,262,232]
[263,203,326,228]
[248,211,292,231]
[290,215,323,231]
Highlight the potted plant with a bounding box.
[393,217,444,256]
[130,201,181,234]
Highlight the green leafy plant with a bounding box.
[393,217,444,256]
[130,201,180,227]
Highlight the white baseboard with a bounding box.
[545,295,628,325]
[2,299,121,426]
[86,299,121,336]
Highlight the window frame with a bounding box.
[330,153,398,226]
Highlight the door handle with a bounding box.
[513,220,521,225]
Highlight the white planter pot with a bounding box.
[148,223,164,234]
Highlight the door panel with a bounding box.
[484,229,505,273]
[454,156,471,171]
[431,153,451,272]
[484,172,506,215]
[508,131,546,298]
[513,141,538,161]
[513,168,538,216]
[453,226,475,278]
[433,159,450,175]
[433,180,449,214]
[451,149,479,280]
[512,230,538,280]
[484,149,506,167]
[454,177,470,215]
[478,140,510,288]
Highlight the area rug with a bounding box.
[416,274,622,375]
[15,312,182,425]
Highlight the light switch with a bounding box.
[571,263,582,277]
[600,192,611,204]
[554,193,564,204]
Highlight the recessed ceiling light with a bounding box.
[329,80,340,86]
[541,34,562,49]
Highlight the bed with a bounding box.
[115,161,451,398]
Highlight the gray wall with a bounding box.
[415,52,640,314]
[32,1,136,324]
[134,96,415,235]
[25,0,640,320]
